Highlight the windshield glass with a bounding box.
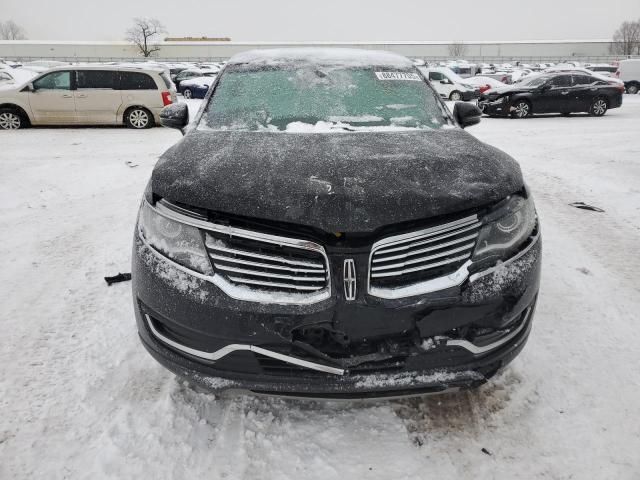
[517,75,549,86]
[200,66,452,132]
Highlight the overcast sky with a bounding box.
[2,0,638,41]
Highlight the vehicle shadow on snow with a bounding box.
[168,366,527,449]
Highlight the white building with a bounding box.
[0,39,624,62]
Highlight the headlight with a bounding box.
[138,201,213,275]
[472,194,536,263]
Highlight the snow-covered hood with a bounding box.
[152,129,523,233]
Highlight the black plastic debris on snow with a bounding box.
[481,447,492,456]
[569,202,605,212]
[104,273,132,286]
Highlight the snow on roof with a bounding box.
[227,48,414,68]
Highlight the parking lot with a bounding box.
[1,96,639,479]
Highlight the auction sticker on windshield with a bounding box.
[375,72,422,81]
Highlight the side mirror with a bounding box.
[453,102,482,128]
[22,83,34,92]
[539,84,551,92]
[160,103,189,132]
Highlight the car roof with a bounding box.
[227,48,414,68]
[43,64,164,74]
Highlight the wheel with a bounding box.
[0,108,25,130]
[511,100,531,118]
[627,84,639,95]
[183,88,192,99]
[125,107,153,129]
[589,97,608,117]
[449,91,462,101]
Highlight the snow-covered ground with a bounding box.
[1,97,640,479]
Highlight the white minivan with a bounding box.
[0,65,177,129]
[616,59,640,94]
[418,66,479,101]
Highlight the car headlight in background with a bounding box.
[138,201,213,275]
[472,194,537,263]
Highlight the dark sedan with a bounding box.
[479,72,624,118]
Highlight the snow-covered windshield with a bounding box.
[200,65,452,132]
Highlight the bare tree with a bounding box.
[0,20,27,40]
[609,19,640,56]
[125,17,166,57]
[448,42,467,58]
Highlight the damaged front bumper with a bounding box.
[133,227,541,398]
[479,96,510,116]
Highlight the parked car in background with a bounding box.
[21,60,70,73]
[174,69,216,90]
[545,65,624,87]
[478,72,513,84]
[0,67,37,86]
[180,75,216,99]
[465,75,506,94]
[0,65,176,129]
[616,59,640,94]
[134,48,541,398]
[419,66,479,101]
[479,72,624,118]
[587,64,618,77]
[176,71,217,95]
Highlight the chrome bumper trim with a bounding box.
[445,307,532,355]
[145,314,345,376]
[368,259,472,299]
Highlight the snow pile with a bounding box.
[353,370,482,389]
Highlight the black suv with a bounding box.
[132,49,541,398]
[479,72,623,118]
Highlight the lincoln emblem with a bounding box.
[343,259,357,301]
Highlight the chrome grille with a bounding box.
[205,231,330,293]
[368,215,481,296]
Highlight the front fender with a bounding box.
[0,96,34,122]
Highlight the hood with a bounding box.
[152,129,523,233]
[490,84,536,96]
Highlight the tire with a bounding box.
[589,97,608,117]
[124,107,154,129]
[511,100,531,118]
[449,91,462,101]
[627,84,639,95]
[0,108,26,130]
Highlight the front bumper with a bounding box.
[133,227,541,398]
[479,97,509,116]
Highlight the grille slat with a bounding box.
[371,243,476,272]
[205,231,330,296]
[374,221,480,256]
[209,253,325,273]
[206,242,325,269]
[372,232,479,264]
[215,264,327,282]
[369,215,481,291]
[371,253,471,278]
[227,276,325,291]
